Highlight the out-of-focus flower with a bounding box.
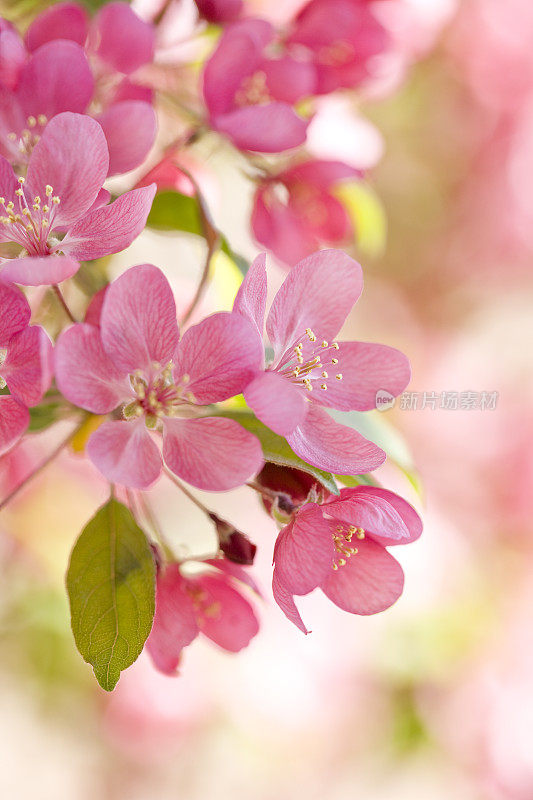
[273,486,422,632]
[195,0,243,24]
[0,113,155,287]
[252,159,361,265]
[286,0,391,95]
[233,250,410,474]
[146,558,259,674]
[203,18,314,153]
[55,264,264,490]
[0,282,52,455]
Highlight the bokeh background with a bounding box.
[0,0,532,798]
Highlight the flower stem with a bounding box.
[163,466,213,516]
[246,480,279,502]
[53,284,77,324]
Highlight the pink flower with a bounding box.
[203,18,314,153]
[0,282,52,455]
[195,0,243,24]
[286,0,391,94]
[0,113,155,287]
[54,264,264,490]
[0,4,157,176]
[272,486,422,632]
[252,159,361,265]
[146,558,260,674]
[233,250,410,474]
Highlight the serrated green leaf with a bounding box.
[146,190,202,234]
[66,499,156,692]
[220,410,339,495]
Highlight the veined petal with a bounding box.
[272,571,309,634]
[100,264,179,374]
[266,250,363,361]
[55,323,130,414]
[90,2,155,75]
[96,102,157,176]
[25,3,89,51]
[26,112,108,228]
[0,155,19,239]
[60,184,156,261]
[287,404,385,474]
[87,419,162,489]
[334,486,422,546]
[320,537,404,615]
[0,282,30,345]
[327,489,409,544]
[195,574,259,652]
[162,417,263,491]
[273,504,333,595]
[213,103,308,153]
[173,312,263,403]
[0,255,79,286]
[232,252,267,342]
[0,396,29,456]
[146,564,199,675]
[2,325,52,406]
[244,370,307,437]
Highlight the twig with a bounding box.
[163,466,213,516]
[52,284,77,324]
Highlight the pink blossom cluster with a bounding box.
[0,0,423,685]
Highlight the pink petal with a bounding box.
[0,255,80,286]
[273,504,333,595]
[204,557,262,597]
[195,574,259,652]
[288,189,351,243]
[87,419,162,489]
[282,159,360,189]
[266,250,363,361]
[100,263,179,374]
[320,537,404,615]
[84,285,108,327]
[25,3,89,51]
[336,486,422,546]
[203,19,272,117]
[195,0,243,24]
[251,186,318,266]
[91,2,155,75]
[312,341,411,412]
[87,188,111,213]
[17,41,93,121]
[232,252,267,342]
[2,326,52,406]
[244,370,307,437]
[54,323,130,414]
[96,102,156,176]
[213,103,308,153]
[326,488,409,545]
[0,29,27,90]
[146,564,198,675]
[26,112,108,228]
[111,78,153,105]
[0,156,19,235]
[162,417,263,491]
[262,57,316,104]
[173,312,263,404]
[60,184,156,261]
[287,404,386,474]
[272,571,309,634]
[0,396,29,456]
[0,90,25,163]
[0,282,30,345]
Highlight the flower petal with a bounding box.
[287,404,385,474]
[251,186,318,266]
[2,325,52,406]
[273,504,333,595]
[90,2,155,75]
[17,40,93,120]
[195,574,259,652]
[0,282,30,345]
[244,370,307,437]
[55,323,129,414]
[25,3,89,51]
[162,417,263,491]
[0,255,80,286]
[87,419,162,489]
[146,564,198,675]
[320,537,404,615]
[100,263,178,374]
[335,486,422,546]
[272,571,309,634]
[173,312,263,404]
[60,184,156,261]
[25,112,108,228]
[262,57,316,104]
[96,102,157,176]
[266,249,363,360]
[232,252,267,342]
[315,341,411,412]
[0,29,27,91]
[0,396,29,456]
[213,103,308,153]
[0,155,19,239]
[0,90,25,163]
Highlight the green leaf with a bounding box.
[66,499,156,692]
[146,190,202,235]
[220,237,249,277]
[28,399,62,432]
[335,473,379,488]
[221,410,339,495]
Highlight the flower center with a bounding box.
[332,523,365,570]
[234,70,272,107]
[123,362,196,427]
[7,114,48,158]
[318,40,355,67]
[186,584,221,621]
[0,178,61,256]
[274,328,343,393]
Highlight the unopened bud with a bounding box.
[209,513,256,565]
